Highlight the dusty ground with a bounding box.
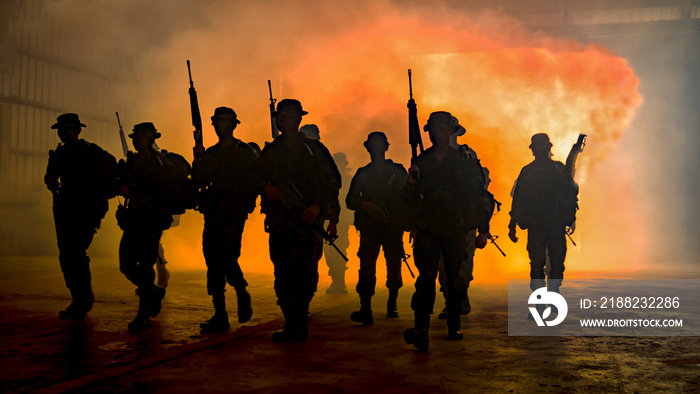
[1,257,699,393]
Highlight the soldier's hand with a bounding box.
[264,184,281,201]
[361,201,382,221]
[566,222,576,235]
[327,222,338,238]
[475,232,488,249]
[407,165,420,185]
[508,227,518,243]
[302,204,321,225]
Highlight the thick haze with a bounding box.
[19,0,699,279]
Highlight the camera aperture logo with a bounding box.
[529,287,568,327]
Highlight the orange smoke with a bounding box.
[145,1,642,282]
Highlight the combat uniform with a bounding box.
[402,145,490,345]
[346,158,408,320]
[45,114,117,319]
[192,138,258,329]
[117,123,180,331]
[510,156,571,292]
[255,132,340,341]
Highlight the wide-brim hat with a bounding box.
[273,99,308,117]
[363,131,389,148]
[529,133,552,148]
[453,116,466,137]
[423,111,457,132]
[51,113,86,130]
[210,106,241,124]
[129,122,161,139]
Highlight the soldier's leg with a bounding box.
[155,242,170,289]
[441,231,469,340]
[295,230,322,334]
[55,211,96,319]
[461,230,477,315]
[222,219,252,324]
[351,228,381,324]
[325,224,350,292]
[382,229,404,318]
[119,229,141,287]
[527,227,548,291]
[404,230,439,351]
[270,231,301,342]
[546,226,567,293]
[201,224,230,332]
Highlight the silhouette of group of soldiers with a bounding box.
[45,97,583,350]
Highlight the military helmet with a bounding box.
[529,133,552,148]
[129,122,161,139]
[51,113,86,130]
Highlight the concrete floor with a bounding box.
[1,257,699,393]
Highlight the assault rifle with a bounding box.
[276,181,349,262]
[268,80,279,139]
[116,112,129,157]
[187,60,203,160]
[407,69,424,164]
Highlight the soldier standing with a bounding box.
[298,124,348,294]
[346,132,408,324]
[117,122,180,331]
[508,133,580,295]
[255,99,340,343]
[326,152,352,294]
[45,113,117,319]
[437,119,492,319]
[402,112,490,351]
[192,107,257,332]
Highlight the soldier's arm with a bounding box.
[345,168,364,212]
[44,147,60,191]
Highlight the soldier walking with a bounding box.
[192,107,257,332]
[117,122,183,331]
[255,99,340,343]
[346,132,408,324]
[45,113,117,319]
[508,133,581,295]
[402,112,490,351]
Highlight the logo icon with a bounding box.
[528,287,568,326]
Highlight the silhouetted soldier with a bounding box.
[437,119,492,319]
[45,113,117,319]
[509,133,579,294]
[255,99,340,343]
[346,132,408,324]
[298,123,348,294]
[402,112,490,351]
[117,122,183,331]
[192,107,257,333]
[326,152,352,294]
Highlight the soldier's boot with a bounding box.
[447,306,464,340]
[292,305,310,343]
[149,285,166,318]
[236,287,253,324]
[403,313,430,351]
[200,295,230,333]
[387,289,399,318]
[128,293,152,332]
[350,296,374,325]
[59,285,93,320]
[462,292,472,316]
[273,304,297,343]
[327,269,348,294]
[438,301,448,319]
